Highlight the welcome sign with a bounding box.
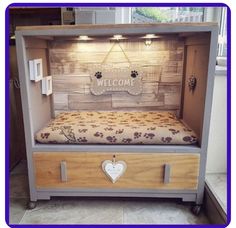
[90,67,143,96]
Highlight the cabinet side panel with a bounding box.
[182,34,210,145]
[25,37,52,134]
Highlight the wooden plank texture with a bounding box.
[49,39,184,113]
[16,22,217,31]
[182,43,210,143]
[33,152,200,190]
[68,94,112,110]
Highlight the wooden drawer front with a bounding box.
[33,152,200,190]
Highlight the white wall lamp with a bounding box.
[110,34,127,41]
[42,76,53,96]
[141,34,159,46]
[29,58,43,82]
[77,35,93,41]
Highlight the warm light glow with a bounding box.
[145,39,152,46]
[110,34,127,40]
[141,34,159,39]
[77,35,93,41]
[141,34,159,46]
[114,34,122,40]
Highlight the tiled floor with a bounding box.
[205,173,227,212]
[9,160,210,225]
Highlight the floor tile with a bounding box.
[9,198,27,225]
[10,174,29,199]
[123,199,209,224]
[206,173,227,212]
[10,160,28,175]
[20,198,123,224]
[9,162,211,225]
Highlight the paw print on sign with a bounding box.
[131,70,138,78]
[95,71,102,79]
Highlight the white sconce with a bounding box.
[141,34,159,46]
[29,59,43,82]
[77,35,93,41]
[42,76,52,96]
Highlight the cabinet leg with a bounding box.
[191,204,202,216]
[27,201,37,210]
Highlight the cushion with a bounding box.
[35,111,198,145]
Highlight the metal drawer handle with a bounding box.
[60,161,67,182]
[163,164,171,184]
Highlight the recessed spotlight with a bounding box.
[141,34,159,46]
[110,35,127,40]
[141,34,159,39]
[77,35,93,41]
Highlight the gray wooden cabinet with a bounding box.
[15,23,218,212]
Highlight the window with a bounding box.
[218,7,227,57]
[130,7,227,58]
[131,7,204,23]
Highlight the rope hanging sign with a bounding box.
[90,42,143,96]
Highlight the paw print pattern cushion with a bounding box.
[35,111,198,145]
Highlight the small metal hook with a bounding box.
[11,77,20,89]
[188,75,197,92]
[112,155,116,164]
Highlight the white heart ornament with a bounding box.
[102,160,127,183]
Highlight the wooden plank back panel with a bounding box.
[33,152,200,190]
[49,38,184,114]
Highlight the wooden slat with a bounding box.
[68,94,112,110]
[161,74,183,83]
[158,83,181,93]
[142,82,159,94]
[52,76,90,93]
[112,93,164,108]
[49,50,183,64]
[33,152,200,190]
[53,93,68,110]
[16,22,217,31]
[164,93,181,106]
[50,39,184,52]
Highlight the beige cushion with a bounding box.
[35,111,198,145]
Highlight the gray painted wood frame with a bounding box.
[15,23,218,204]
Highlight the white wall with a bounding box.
[74,7,131,24]
[206,75,227,173]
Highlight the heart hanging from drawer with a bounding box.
[102,160,127,183]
